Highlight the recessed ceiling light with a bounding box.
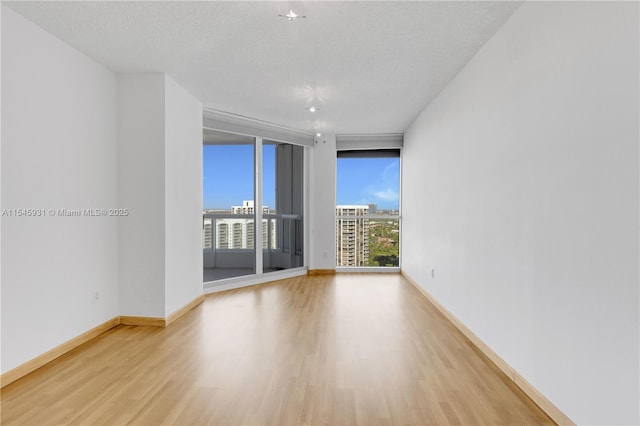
[306,106,319,113]
[279,9,306,21]
[316,132,322,137]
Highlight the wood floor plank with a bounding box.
[1,274,554,425]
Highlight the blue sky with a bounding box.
[204,146,399,210]
[203,145,275,209]
[336,157,399,209]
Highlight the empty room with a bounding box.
[1,1,638,425]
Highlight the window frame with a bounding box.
[335,148,402,272]
[202,112,311,290]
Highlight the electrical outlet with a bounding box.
[92,290,99,304]
[431,268,435,279]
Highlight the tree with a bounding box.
[373,254,399,267]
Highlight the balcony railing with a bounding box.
[203,213,303,272]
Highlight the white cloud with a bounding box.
[382,160,400,182]
[373,188,399,201]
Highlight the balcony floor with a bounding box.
[203,267,279,282]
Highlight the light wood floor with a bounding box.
[1,274,553,425]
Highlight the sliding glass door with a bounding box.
[203,131,256,282]
[203,130,304,283]
[262,140,304,272]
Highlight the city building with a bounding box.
[336,205,370,266]
[203,202,276,250]
[203,219,212,249]
[214,219,264,249]
[231,200,270,215]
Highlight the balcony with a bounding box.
[203,213,303,282]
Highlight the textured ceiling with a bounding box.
[4,1,522,134]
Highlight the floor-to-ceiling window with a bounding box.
[203,129,305,284]
[203,131,256,282]
[336,149,401,269]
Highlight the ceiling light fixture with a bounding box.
[306,106,319,113]
[316,132,322,137]
[279,9,306,21]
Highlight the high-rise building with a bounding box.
[203,218,213,249]
[231,200,270,215]
[218,222,229,248]
[336,205,370,266]
[204,201,276,250]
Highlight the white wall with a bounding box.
[117,73,166,318]
[164,76,203,316]
[1,8,205,374]
[309,135,337,269]
[402,2,639,425]
[1,6,119,372]
[118,74,204,318]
